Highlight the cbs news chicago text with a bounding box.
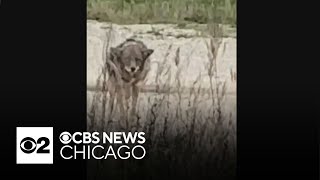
[59,131,146,160]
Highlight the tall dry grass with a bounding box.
[87,0,236,26]
[87,22,236,179]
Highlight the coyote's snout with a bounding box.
[106,39,154,129]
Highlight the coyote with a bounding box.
[106,39,154,128]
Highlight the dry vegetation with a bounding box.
[87,0,236,26]
[87,0,236,178]
[87,22,236,179]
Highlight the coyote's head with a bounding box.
[110,39,154,77]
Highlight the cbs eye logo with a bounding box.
[59,132,72,144]
[20,137,50,154]
[16,127,53,164]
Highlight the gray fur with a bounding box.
[106,39,154,129]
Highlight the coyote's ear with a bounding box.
[142,49,154,60]
[110,47,122,60]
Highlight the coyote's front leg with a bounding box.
[130,85,139,118]
[117,87,128,129]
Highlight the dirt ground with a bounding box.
[86,20,237,179]
[87,20,236,129]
